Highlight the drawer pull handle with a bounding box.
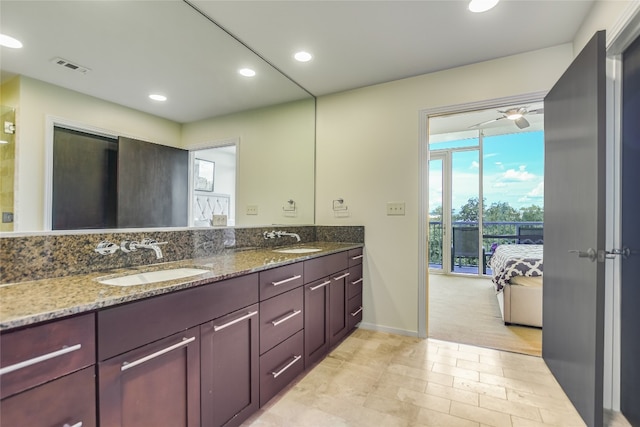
[121,337,195,371]
[271,355,302,379]
[63,422,83,427]
[272,310,302,326]
[350,307,363,317]
[214,310,258,332]
[309,280,331,291]
[351,255,364,260]
[0,344,82,376]
[332,272,350,281]
[351,278,363,285]
[272,275,302,287]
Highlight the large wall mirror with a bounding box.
[0,0,316,233]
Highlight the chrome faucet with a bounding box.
[121,238,168,259]
[263,230,301,242]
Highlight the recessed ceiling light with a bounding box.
[239,68,256,77]
[0,33,23,49]
[149,94,167,102]
[468,0,499,13]
[294,51,312,62]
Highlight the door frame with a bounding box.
[418,91,546,338]
[602,1,640,411]
[427,150,451,274]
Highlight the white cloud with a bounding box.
[528,181,544,197]
[501,167,536,182]
[493,182,507,188]
[470,161,479,169]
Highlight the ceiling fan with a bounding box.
[470,106,544,129]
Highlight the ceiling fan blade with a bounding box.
[469,116,506,128]
[515,117,530,129]
[527,108,544,115]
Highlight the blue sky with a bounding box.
[430,131,544,214]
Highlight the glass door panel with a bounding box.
[428,155,444,271]
[451,149,480,274]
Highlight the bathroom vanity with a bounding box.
[0,242,364,427]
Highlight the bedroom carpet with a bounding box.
[428,274,542,357]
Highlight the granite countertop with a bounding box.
[0,242,362,331]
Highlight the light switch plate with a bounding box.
[387,202,405,216]
[246,205,258,215]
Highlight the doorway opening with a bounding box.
[422,98,545,356]
[190,140,238,227]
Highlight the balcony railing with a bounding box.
[428,221,543,274]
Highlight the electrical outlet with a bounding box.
[2,212,14,223]
[246,205,258,215]
[386,202,405,216]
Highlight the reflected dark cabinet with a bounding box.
[98,327,200,427]
[117,136,188,228]
[52,129,188,229]
[201,305,259,427]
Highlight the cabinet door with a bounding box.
[98,327,200,427]
[304,277,331,367]
[1,366,96,427]
[329,270,350,347]
[201,304,259,427]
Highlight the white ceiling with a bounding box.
[0,0,595,124]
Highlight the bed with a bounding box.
[488,244,543,328]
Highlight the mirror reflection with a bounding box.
[0,0,316,232]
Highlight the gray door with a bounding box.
[543,31,606,427]
[620,32,640,426]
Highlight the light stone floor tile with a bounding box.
[240,330,627,427]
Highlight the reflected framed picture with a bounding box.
[194,158,215,192]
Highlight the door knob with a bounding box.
[568,248,597,262]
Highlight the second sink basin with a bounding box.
[273,248,322,254]
[98,268,210,286]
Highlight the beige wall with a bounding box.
[315,44,574,335]
[182,99,316,226]
[574,0,636,54]
[15,76,181,231]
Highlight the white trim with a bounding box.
[357,322,419,338]
[602,4,640,411]
[418,91,546,340]
[44,116,118,231]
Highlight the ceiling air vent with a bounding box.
[51,57,90,74]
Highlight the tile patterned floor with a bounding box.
[242,329,630,427]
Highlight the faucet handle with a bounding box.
[120,240,139,253]
[95,240,119,256]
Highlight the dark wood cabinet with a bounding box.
[304,277,331,367]
[259,330,304,406]
[0,313,97,427]
[329,269,350,347]
[201,304,260,427]
[259,287,304,355]
[1,366,96,427]
[98,327,200,427]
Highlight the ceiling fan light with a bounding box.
[468,0,499,13]
[506,112,523,120]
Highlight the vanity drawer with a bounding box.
[259,262,304,300]
[0,313,95,399]
[98,273,258,360]
[259,287,303,354]
[304,252,349,284]
[348,294,363,330]
[347,264,363,299]
[348,248,364,266]
[259,330,304,407]
[0,366,96,427]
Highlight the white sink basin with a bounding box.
[273,248,322,254]
[98,268,210,286]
